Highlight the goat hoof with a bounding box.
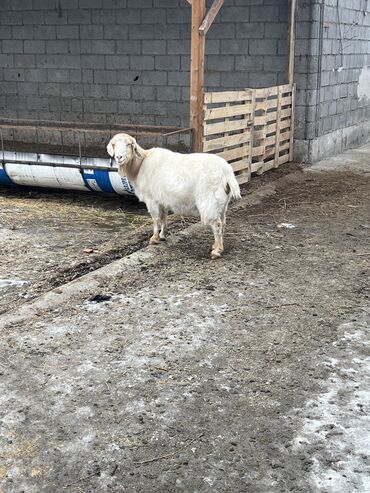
[211,251,222,260]
[159,236,167,241]
[149,237,160,245]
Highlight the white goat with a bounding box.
[107,133,241,259]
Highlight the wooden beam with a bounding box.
[190,0,206,152]
[287,0,297,85]
[199,0,224,36]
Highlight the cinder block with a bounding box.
[0,25,12,39]
[107,85,131,98]
[92,40,116,54]
[130,55,155,70]
[116,40,141,55]
[141,8,166,24]
[46,41,69,54]
[116,9,141,24]
[221,39,249,55]
[21,11,42,25]
[207,55,235,72]
[105,55,130,69]
[79,0,102,8]
[235,55,263,71]
[132,86,156,101]
[0,12,22,25]
[221,7,250,23]
[4,69,25,81]
[94,100,117,114]
[84,84,108,98]
[14,54,36,68]
[24,41,46,54]
[34,26,57,40]
[155,55,180,70]
[45,10,68,25]
[80,25,104,39]
[17,82,38,96]
[154,24,180,40]
[11,0,32,10]
[56,25,79,39]
[236,22,264,39]
[0,54,14,68]
[60,84,84,97]
[11,26,34,39]
[249,39,277,55]
[46,69,70,83]
[168,71,189,86]
[80,55,105,69]
[67,9,91,24]
[167,40,190,55]
[127,0,152,7]
[250,6,279,22]
[43,83,62,96]
[142,40,166,55]
[2,40,23,53]
[93,70,117,84]
[128,25,154,39]
[142,71,167,85]
[92,9,116,24]
[104,25,129,39]
[157,86,181,101]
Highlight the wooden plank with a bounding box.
[190,0,206,152]
[289,83,296,161]
[216,146,248,162]
[204,118,250,136]
[246,89,255,182]
[199,0,224,36]
[251,161,263,173]
[204,103,252,120]
[253,120,291,140]
[254,86,278,98]
[203,130,250,152]
[252,145,266,157]
[204,90,250,104]
[254,107,291,126]
[231,159,250,173]
[256,160,276,175]
[254,96,291,111]
[279,153,290,165]
[288,0,297,85]
[274,85,283,167]
[236,172,249,185]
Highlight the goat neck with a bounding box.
[124,144,151,183]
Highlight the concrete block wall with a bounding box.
[294,0,370,162]
[0,0,289,130]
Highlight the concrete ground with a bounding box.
[0,144,369,493]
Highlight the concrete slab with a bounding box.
[307,142,370,173]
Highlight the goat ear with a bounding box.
[132,138,146,159]
[107,138,115,157]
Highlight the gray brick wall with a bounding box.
[0,0,288,128]
[294,0,370,160]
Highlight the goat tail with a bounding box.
[226,171,241,200]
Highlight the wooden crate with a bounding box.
[203,89,254,185]
[203,84,295,184]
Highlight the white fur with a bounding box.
[134,148,240,223]
[107,133,241,258]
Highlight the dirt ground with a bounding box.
[0,147,369,493]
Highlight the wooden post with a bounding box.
[288,0,297,85]
[190,0,206,152]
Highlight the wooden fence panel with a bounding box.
[203,84,295,184]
